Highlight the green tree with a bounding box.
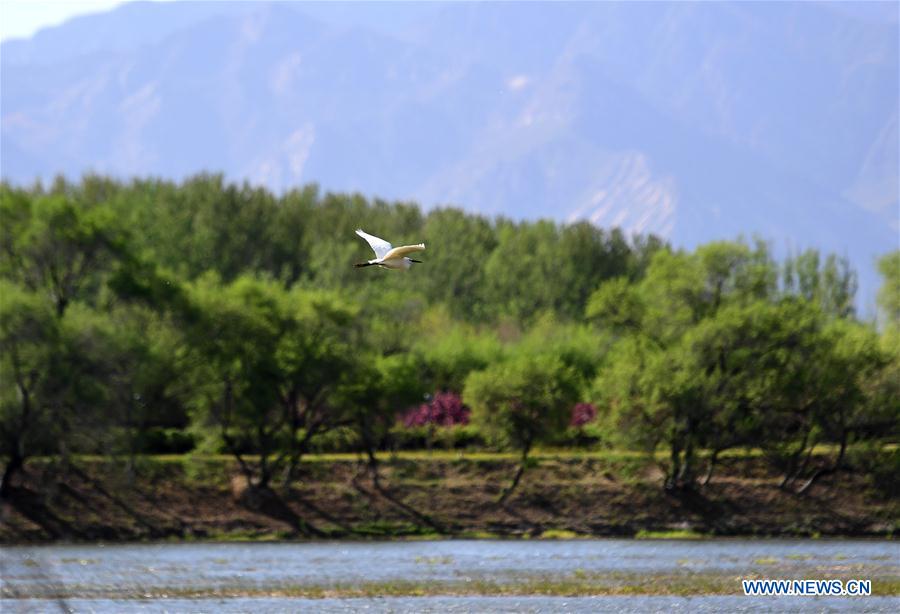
[181,276,364,491]
[481,220,563,322]
[587,241,837,491]
[275,288,358,483]
[782,249,857,318]
[415,310,504,393]
[0,284,152,495]
[465,355,579,502]
[591,335,667,469]
[0,282,60,496]
[338,352,424,489]
[555,223,636,319]
[798,319,893,491]
[513,314,607,383]
[420,208,497,320]
[182,275,289,490]
[266,184,318,283]
[585,276,643,332]
[671,299,821,487]
[1,188,127,316]
[876,250,900,332]
[83,305,185,472]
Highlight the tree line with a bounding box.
[1,174,897,499]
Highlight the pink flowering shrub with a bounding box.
[570,402,597,427]
[402,391,471,427]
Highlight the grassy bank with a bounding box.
[1,451,897,543]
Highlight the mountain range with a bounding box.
[1,1,897,308]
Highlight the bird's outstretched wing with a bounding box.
[384,244,426,260]
[355,229,392,259]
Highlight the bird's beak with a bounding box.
[410,259,423,263]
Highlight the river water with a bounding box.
[2,539,897,612]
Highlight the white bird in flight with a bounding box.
[354,229,425,270]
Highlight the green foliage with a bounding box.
[593,285,894,490]
[586,276,643,331]
[849,443,900,499]
[128,427,195,454]
[512,314,607,382]
[1,185,127,316]
[415,310,504,392]
[782,248,857,318]
[180,275,295,484]
[587,238,874,489]
[97,306,186,455]
[549,422,607,448]
[0,174,895,497]
[389,424,485,451]
[176,274,366,485]
[877,250,900,331]
[420,208,497,320]
[465,354,581,499]
[308,426,362,454]
[591,335,667,453]
[465,355,580,453]
[0,281,62,472]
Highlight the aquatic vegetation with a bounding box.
[9,570,899,600]
[538,529,582,540]
[784,554,813,561]
[353,520,435,537]
[457,531,503,540]
[676,558,706,566]
[414,555,454,565]
[635,529,708,539]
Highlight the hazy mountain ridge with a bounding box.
[1,1,897,305]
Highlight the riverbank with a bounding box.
[1,453,897,543]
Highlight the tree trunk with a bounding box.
[56,296,68,318]
[780,428,812,490]
[4,375,32,498]
[1,451,24,498]
[499,440,531,504]
[283,391,302,484]
[797,432,848,495]
[677,435,696,487]
[287,414,322,486]
[365,444,382,491]
[702,448,720,487]
[667,437,682,491]
[257,424,272,489]
[357,418,382,491]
